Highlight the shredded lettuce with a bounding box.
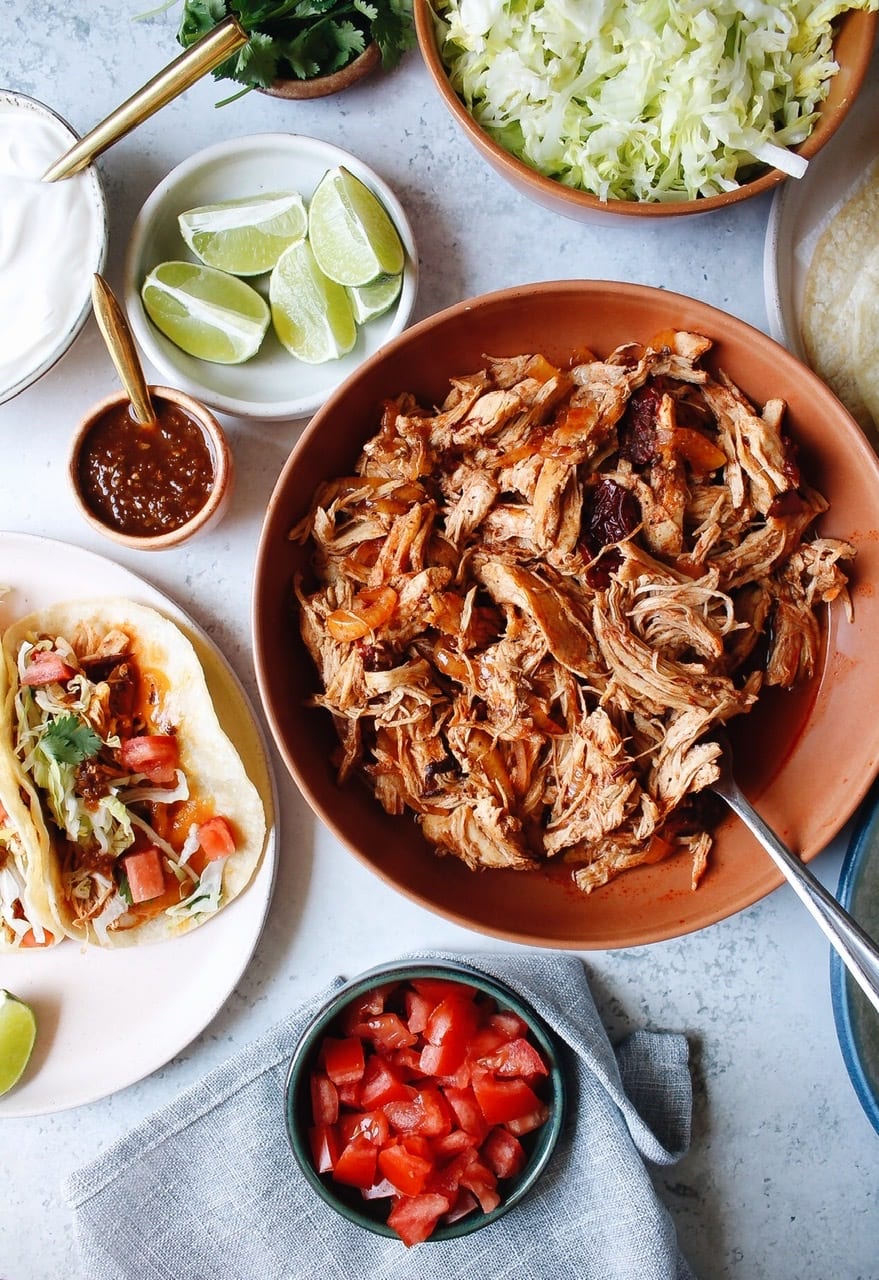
[434,0,878,202]
[166,857,226,920]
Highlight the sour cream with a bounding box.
[0,94,106,403]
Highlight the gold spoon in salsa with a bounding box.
[91,273,156,427]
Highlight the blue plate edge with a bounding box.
[829,776,879,1134]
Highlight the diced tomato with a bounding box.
[119,734,180,784]
[422,993,479,1075]
[459,1157,501,1214]
[481,1126,526,1180]
[387,1192,451,1248]
[338,984,394,1035]
[384,1086,452,1138]
[333,1135,378,1189]
[505,1102,551,1136]
[19,927,55,948]
[442,1085,488,1141]
[197,815,236,861]
[442,1187,479,1225]
[359,1055,411,1108]
[464,1025,509,1062]
[20,650,75,687]
[378,1142,434,1196]
[308,1123,341,1174]
[471,1071,542,1127]
[338,1109,390,1147]
[321,1035,366,1087]
[358,1012,417,1052]
[391,1046,427,1079]
[404,988,434,1035]
[479,1037,549,1081]
[309,1071,339,1127]
[121,847,166,904]
[430,1128,474,1160]
[410,977,477,1004]
[485,1010,529,1041]
[419,1040,466,1078]
[337,1080,361,1107]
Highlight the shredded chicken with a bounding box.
[291,332,853,893]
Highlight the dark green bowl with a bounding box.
[284,959,566,1240]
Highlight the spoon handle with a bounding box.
[716,775,879,1015]
[91,274,156,427]
[42,16,248,182]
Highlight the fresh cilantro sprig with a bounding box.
[177,0,415,92]
[40,715,102,765]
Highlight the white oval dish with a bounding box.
[124,134,418,423]
[0,90,108,406]
[763,45,879,360]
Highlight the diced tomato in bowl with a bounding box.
[284,961,564,1247]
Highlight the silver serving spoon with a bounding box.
[711,730,879,1014]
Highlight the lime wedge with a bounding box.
[178,191,307,276]
[348,272,403,323]
[141,261,270,364]
[308,166,405,288]
[269,238,357,364]
[0,989,36,1096]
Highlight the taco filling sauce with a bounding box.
[76,396,215,537]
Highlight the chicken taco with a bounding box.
[0,598,266,947]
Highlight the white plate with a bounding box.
[0,532,277,1117]
[764,49,879,359]
[123,133,419,422]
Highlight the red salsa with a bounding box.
[77,396,215,536]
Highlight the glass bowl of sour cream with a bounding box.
[0,91,108,405]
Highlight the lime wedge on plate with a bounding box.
[178,192,307,276]
[0,989,36,1096]
[269,239,357,364]
[141,261,270,364]
[348,272,403,324]
[308,166,405,288]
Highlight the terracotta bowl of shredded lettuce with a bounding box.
[415,0,877,220]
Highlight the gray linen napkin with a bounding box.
[65,951,695,1280]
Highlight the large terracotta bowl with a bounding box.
[414,1,878,223]
[253,281,879,948]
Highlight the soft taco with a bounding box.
[0,598,266,947]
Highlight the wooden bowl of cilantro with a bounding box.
[177,0,415,102]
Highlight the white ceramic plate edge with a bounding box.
[764,49,879,359]
[0,532,278,1117]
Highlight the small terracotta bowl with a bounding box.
[259,42,381,99]
[284,960,565,1243]
[69,385,233,551]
